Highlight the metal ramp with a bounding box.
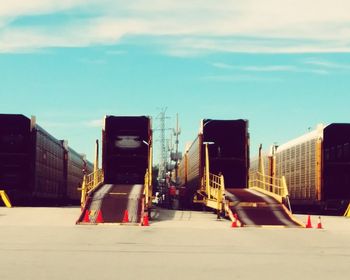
[225,188,302,227]
[77,183,145,224]
[194,143,304,227]
[76,168,151,225]
[76,139,152,225]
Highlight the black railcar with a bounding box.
[102,116,152,185]
[0,114,92,205]
[322,124,350,206]
[0,114,31,200]
[178,119,250,208]
[66,147,93,202]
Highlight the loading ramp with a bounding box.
[225,188,302,227]
[77,183,145,224]
[194,143,304,227]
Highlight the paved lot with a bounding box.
[0,207,349,280]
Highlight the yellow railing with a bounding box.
[249,171,289,199]
[80,169,104,208]
[0,190,12,208]
[345,203,350,217]
[203,172,224,202]
[143,169,151,208]
[194,143,225,214]
[198,169,225,214]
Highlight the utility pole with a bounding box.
[174,113,181,183]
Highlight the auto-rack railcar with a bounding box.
[102,116,152,185]
[177,119,249,208]
[253,123,350,214]
[0,114,92,205]
[66,146,93,202]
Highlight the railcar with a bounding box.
[66,147,93,203]
[178,119,249,208]
[0,114,92,205]
[253,124,350,214]
[102,116,152,185]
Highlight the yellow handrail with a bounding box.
[199,167,225,213]
[0,190,12,208]
[197,143,226,213]
[249,171,289,198]
[345,203,350,217]
[203,172,224,200]
[144,169,150,207]
[80,169,104,208]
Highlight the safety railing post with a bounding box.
[0,190,12,208]
[144,169,149,208]
[219,174,225,217]
[80,176,87,209]
[281,176,288,198]
[249,171,290,205]
[344,203,350,217]
[205,143,210,199]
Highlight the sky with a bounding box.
[1,0,350,163]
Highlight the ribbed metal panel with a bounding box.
[186,136,201,187]
[276,137,318,200]
[34,127,65,199]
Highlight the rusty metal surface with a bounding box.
[226,188,301,227]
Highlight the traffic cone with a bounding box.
[83,210,90,222]
[122,210,129,223]
[231,213,238,228]
[306,215,313,228]
[317,216,323,229]
[142,214,149,226]
[96,210,104,223]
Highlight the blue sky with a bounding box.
[1,1,350,163]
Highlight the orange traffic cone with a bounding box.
[231,214,238,228]
[96,210,104,223]
[317,216,323,229]
[83,210,90,222]
[306,215,313,228]
[142,214,149,226]
[122,210,129,223]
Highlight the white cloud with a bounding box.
[304,59,350,70]
[40,119,103,129]
[241,65,329,75]
[105,50,127,55]
[39,121,80,128]
[211,62,329,75]
[80,58,106,64]
[212,63,297,72]
[1,0,350,54]
[0,0,90,17]
[85,119,103,128]
[202,74,283,83]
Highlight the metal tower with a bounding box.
[173,113,181,183]
[156,108,169,185]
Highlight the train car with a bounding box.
[66,147,93,203]
[102,116,152,185]
[178,119,249,208]
[0,114,32,202]
[0,114,92,205]
[32,124,67,202]
[256,124,350,214]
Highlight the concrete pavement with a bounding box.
[0,207,349,280]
